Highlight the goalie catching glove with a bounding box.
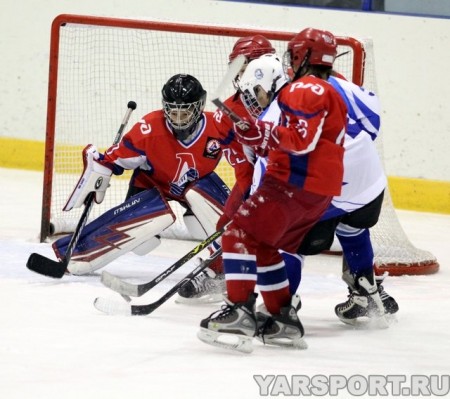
[233,118,279,156]
[63,144,113,211]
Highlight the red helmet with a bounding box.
[286,28,337,71]
[228,35,275,62]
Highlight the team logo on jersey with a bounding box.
[203,137,221,159]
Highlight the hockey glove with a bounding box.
[169,167,199,197]
[63,144,113,211]
[233,118,279,155]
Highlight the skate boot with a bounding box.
[176,250,225,304]
[341,270,399,316]
[376,274,399,315]
[335,273,389,328]
[256,294,308,349]
[197,293,257,353]
[175,266,226,304]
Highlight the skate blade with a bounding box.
[175,293,224,305]
[256,335,308,350]
[197,328,253,354]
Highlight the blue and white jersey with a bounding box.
[328,76,381,140]
[250,99,281,195]
[251,77,386,220]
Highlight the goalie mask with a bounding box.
[284,28,337,80]
[162,74,207,141]
[238,54,289,118]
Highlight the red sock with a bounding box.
[260,286,291,314]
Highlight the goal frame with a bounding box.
[40,14,439,276]
[40,14,365,243]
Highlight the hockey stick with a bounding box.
[211,54,248,128]
[100,228,223,297]
[94,248,222,316]
[26,101,137,278]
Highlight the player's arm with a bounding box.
[233,82,345,155]
[102,127,148,172]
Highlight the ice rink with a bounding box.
[1,168,449,398]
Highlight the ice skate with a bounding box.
[197,293,257,353]
[336,273,390,328]
[342,270,399,322]
[175,266,226,304]
[376,274,399,315]
[256,294,308,349]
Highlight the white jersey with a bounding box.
[251,77,386,220]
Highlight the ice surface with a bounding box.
[1,168,449,399]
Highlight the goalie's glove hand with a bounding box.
[233,118,279,156]
[63,144,113,211]
[169,167,199,197]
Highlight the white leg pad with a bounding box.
[183,214,208,241]
[132,236,161,256]
[184,188,223,237]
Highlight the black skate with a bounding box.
[341,270,398,316]
[376,274,399,315]
[176,266,225,304]
[197,293,257,353]
[335,273,390,328]
[256,295,308,349]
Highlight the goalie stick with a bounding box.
[94,248,223,316]
[26,100,137,278]
[100,228,223,297]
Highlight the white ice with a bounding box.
[1,168,449,399]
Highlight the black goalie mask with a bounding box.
[162,74,207,141]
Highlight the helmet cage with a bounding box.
[238,54,289,118]
[240,89,263,119]
[163,96,205,140]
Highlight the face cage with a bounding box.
[282,50,293,76]
[240,89,263,119]
[163,99,204,137]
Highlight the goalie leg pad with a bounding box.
[132,235,161,256]
[53,188,175,275]
[184,172,229,237]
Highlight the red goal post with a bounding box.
[40,14,439,276]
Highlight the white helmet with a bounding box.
[238,53,289,118]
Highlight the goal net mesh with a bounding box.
[41,15,438,275]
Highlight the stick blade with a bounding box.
[26,253,67,278]
[93,297,132,316]
[211,54,246,102]
[101,271,140,297]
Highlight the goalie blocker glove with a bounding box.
[233,119,279,156]
[63,144,113,211]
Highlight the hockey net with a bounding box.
[40,14,438,275]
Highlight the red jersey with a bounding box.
[270,75,347,196]
[213,93,255,194]
[102,110,222,200]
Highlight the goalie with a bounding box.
[53,74,230,276]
